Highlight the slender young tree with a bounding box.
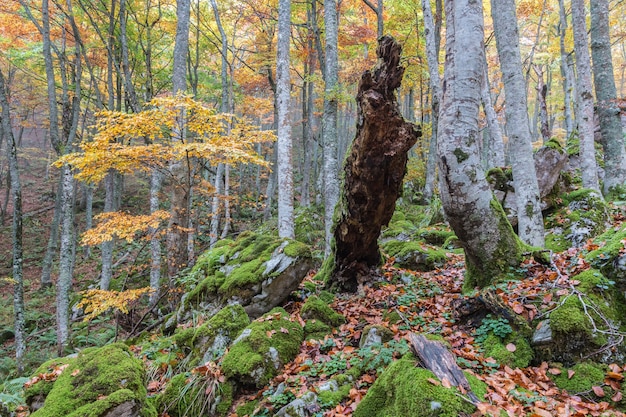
[166,0,192,279]
[571,0,601,192]
[437,0,522,289]
[322,0,340,255]
[421,0,441,202]
[276,0,294,238]
[590,0,626,194]
[0,68,25,374]
[490,0,545,247]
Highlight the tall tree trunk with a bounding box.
[324,37,421,292]
[149,169,162,305]
[40,176,63,287]
[0,69,25,374]
[590,0,626,194]
[558,0,575,140]
[56,165,75,355]
[362,0,383,38]
[119,0,139,112]
[481,56,505,168]
[421,0,441,202]
[322,0,340,255]
[534,65,551,143]
[167,0,191,279]
[437,0,522,290]
[277,0,294,238]
[490,0,545,247]
[571,0,601,192]
[99,171,116,290]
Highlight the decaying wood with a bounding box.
[326,35,421,292]
[408,333,480,404]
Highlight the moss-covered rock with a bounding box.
[221,308,304,387]
[482,333,534,369]
[303,319,332,340]
[586,226,626,293]
[173,304,250,365]
[24,357,73,410]
[179,232,313,321]
[353,355,486,417]
[157,372,234,417]
[300,296,345,327]
[545,189,609,251]
[28,343,155,417]
[551,362,605,394]
[545,269,626,364]
[380,239,448,271]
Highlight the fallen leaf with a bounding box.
[548,368,562,375]
[441,378,452,388]
[280,327,289,334]
[592,386,605,397]
[568,369,576,379]
[71,369,80,377]
[506,343,517,352]
[606,371,624,381]
[512,304,524,314]
[427,378,440,386]
[612,391,623,402]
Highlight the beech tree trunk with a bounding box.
[1,69,25,374]
[490,0,545,247]
[571,0,601,192]
[276,0,294,239]
[590,0,626,194]
[324,36,421,292]
[437,0,522,290]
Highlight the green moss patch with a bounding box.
[29,343,154,417]
[381,240,448,271]
[353,355,486,417]
[482,334,533,369]
[174,305,250,365]
[551,362,605,394]
[301,296,345,327]
[221,308,304,387]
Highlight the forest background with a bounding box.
[1,0,626,415]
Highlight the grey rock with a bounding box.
[532,320,552,345]
[275,392,319,417]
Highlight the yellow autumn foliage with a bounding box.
[56,95,275,183]
[81,210,171,246]
[76,287,154,322]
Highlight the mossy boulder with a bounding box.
[221,308,304,388]
[380,239,448,271]
[545,189,609,251]
[551,362,606,394]
[300,296,345,327]
[586,226,626,292]
[27,343,156,417]
[157,372,234,417]
[540,269,626,365]
[353,355,486,417]
[482,333,533,369]
[173,304,250,365]
[179,232,313,321]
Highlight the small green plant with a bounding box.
[474,315,513,344]
[350,340,410,374]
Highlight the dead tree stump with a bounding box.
[324,36,421,292]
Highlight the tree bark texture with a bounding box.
[590,0,626,194]
[1,69,25,373]
[481,57,505,169]
[325,36,421,292]
[490,0,545,247]
[571,0,601,192]
[437,0,522,290]
[276,0,295,239]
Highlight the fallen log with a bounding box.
[408,333,480,404]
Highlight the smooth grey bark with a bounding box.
[558,0,575,140]
[119,0,140,112]
[167,0,191,279]
[590,0,626,194]
[571,0,601,192]
[149,169,162,304]
[481,56,505,168]
[421,0,441,202]
[322,0,340,255]
[99,172,116,290]
[490,0,545,247]
[1,69,25,374]
[276,0,294,238]
[437,0,522,289]
[56,165,75,354]
[534,65,551,143]
[210,163,225,247]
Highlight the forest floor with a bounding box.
[3,140,626,416]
